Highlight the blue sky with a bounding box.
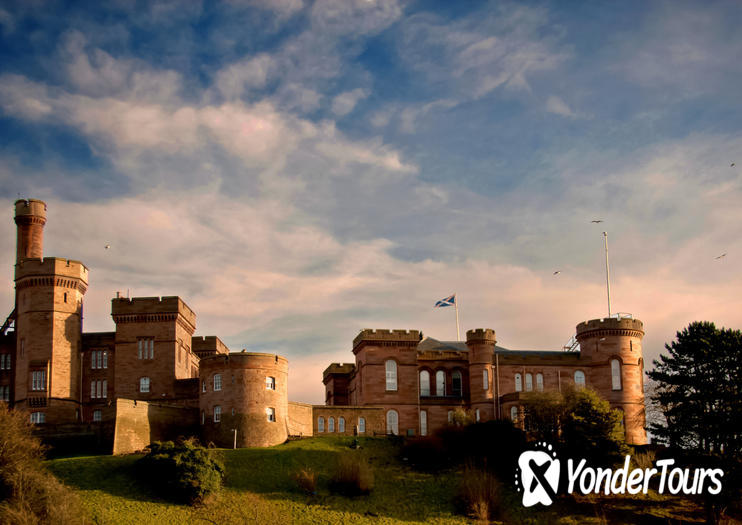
[1,0,741,402]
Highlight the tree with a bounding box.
[648,321,742,457]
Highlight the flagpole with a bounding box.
[603,232,612,317]
[455,297,460,342]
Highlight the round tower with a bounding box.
[575,317,646,445]
[199,352,289,447]
[466,328,496,421]
[14,199,46,263]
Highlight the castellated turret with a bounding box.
[466,328,496,421]
[575,316,647,445]
[14,199,88,423]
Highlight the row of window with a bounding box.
[0,354,10,370]
[91,380,107,399]
[417,369,463,396]
[137,338,154,360]
[204,406,276,423]
[202,375,276,393]
[31,370,46,391]
[91,350,108,369]
[318,416,366,433]
[514,372,546,392]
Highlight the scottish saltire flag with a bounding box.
[434,294,456,308]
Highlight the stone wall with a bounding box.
[312,406,385,436]
[112,398,198,455]
[288,401,313,437]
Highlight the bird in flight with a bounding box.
[732,162,736,167]
[591,219,603,223]
[105,244,111,250]
[553,271,561,275]
[715,253,726,260]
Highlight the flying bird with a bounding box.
[105,244,111,250]
[732,162,736,167]
[553,271,561,275]
[715,253,726,260]
[591,219,603,223]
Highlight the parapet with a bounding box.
[14,199,47,223]
[191,335,230,357]
[352,329,422,351]
[111,296,197,331]
[15,257,89,283]
[575,317,644,340]
[199,351,288,370]
[323,363,355,381]
[466,328,496,344]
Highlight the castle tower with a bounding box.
[575,317,647,445]
[466,328,496,422]
[14,199,89,423]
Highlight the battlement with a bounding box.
[199,351,288,368]
[14,199,47,222]
[466,328,496,344]
[575,316,644,340]
[323,363,355,380]
[112,296,197,329]
[191,335,230,357]
[352,329,422,349]
[15,257,89,283]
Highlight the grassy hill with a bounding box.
[47,436,711,525]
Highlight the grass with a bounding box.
[47,436,716,525]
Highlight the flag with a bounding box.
[434,294,456,308]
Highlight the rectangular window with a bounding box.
[0,354,10,370]
[30,412,45,424]
[91,381,96,398]
[358,417,365,433]
[140,377,150,393]
[0,385,9,401]
[93,409,102,422]
[214,405,221,423]
[103,351,108,369]
[214,374,222,391]
[202,380,206,393]
[266,407,275,422]
[138,338,154,359]
[266,376,276,390]
[483,369,489,390]
[31,370,46,391]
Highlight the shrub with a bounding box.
[329,453,374,496]
[0,404,86,524]
[293,467,317,495]
[456,463,502,522]
[400,435,448,471]
[137,438,225,504]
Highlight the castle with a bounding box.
[0,199,647,451]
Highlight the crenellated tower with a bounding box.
[13,199,88,423]
[575,316,647,445]
[466,328,496,421]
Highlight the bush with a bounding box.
[456,463,502,522]
[137,438,225,504]
[293,467,317,495]
[0,404,86,524]
[400,435,448,471]
[329,453,374,496]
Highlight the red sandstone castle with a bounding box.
[0,198,647,451]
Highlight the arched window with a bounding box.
[358,417,366,433]
[510,406,518,422]
[328,417,335,432]
[213,374,222,391]
[419,370,430,396]
[139,377,150,393]
[385,360,397,391]
[452,370,462,396]
[338,417,345,433]
[574,370,586,388]
[436,370,446,396]
[318,416,325,433]
[447,410,453,424]
[483,369,489,390]
[386,409,399,435]
[420,410,427,436]
[611,359,622,390]
[525,373,533,392]
[536,373,544,392]
[475,408,480,422]
[514,373,522,392]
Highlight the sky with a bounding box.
[0,0,740,403]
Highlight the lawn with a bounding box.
[47,436,712,525]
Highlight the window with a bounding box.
[452,370,462,396]
[525,373,533,392]
[31,370,46,391]
[358,417,365,433]
[213,405,221,423]
[93,409,102,422]
[510,406,518,422]
[0,354,11,370]
[266,376,276,390]
[232,408,235,416]
[611,359,622,390]
[328,417,335,432]
[90,380,107,399]
[318,416,325,433]
[514,373,522,392]
[63,292,67,303]
[338,417,345,433]
[436,370,446,396]
[475,408,481,422]
[385,360,397,391]
[266,407,275,422]
[419,370,430,396]
[386,410,399,435]
[483,369,489,390]
[420,410,427,436]
[447,410,453,424]
[202,380,206,393]
[139,377,150,393]
[30,412,45,424]
[137,338,154,359]
[574,370,586,388]
[213,374,222,391]
[536,373,544,392]
[0,385,9,401]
